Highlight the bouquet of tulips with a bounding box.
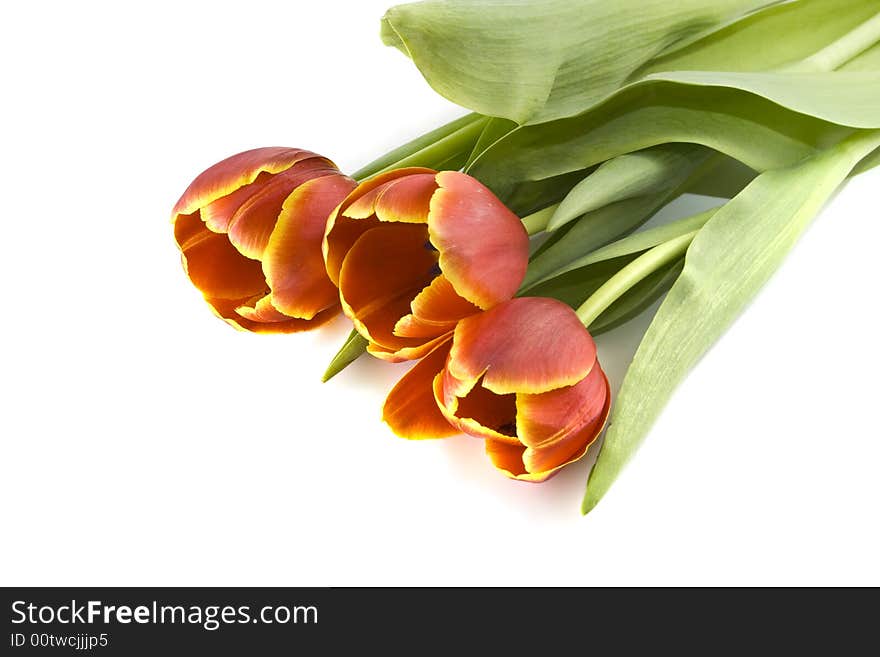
[171,0,880,514]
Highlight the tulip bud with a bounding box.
[383,297,611,482]
[438,298,611,481]
[323,168,529,361]
[172,147,356,332]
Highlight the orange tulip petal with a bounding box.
[374,173,438,223]
[172,147,324,218]
[516,362,609,451]
[393,274,480,339]
[339,223,437,351]
[486,439,529,477]
[518,364,611,474]
[338,167,435,219]
[485,440,555,483]
[524,408,609,480]
[226,162,341,260]
[382,339,456,439]
[263,173,357,319]
[367,334,451,363]
[206,297,338,334]
[392,315,449,340]
[323,210,380,287]
[225,176,291,260]
[447,297,597,395]
[234,294,292,323]
[428,171,529,309]
[174,211,266,299]
[434,369,520,445]
[323,168,436,285]
[200,171,275,233]
[483,365,611,482]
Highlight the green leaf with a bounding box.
[521,193,672,291]
[589,260,684,336]
[644,70,880,127]
[322,329,369,382]
[525,255,686,337]
[464,116,517,169]
[548,144,712,230]
[502,0,880,223]
[381,0,775,125]
[526,257,637,310]
[462,2,880,195]
[688,156,757,198]
[582,130,880,514]
[521,151,735,291]
[543,207,719,285]
[358,115,489,180]
[500,169,593,217]
[469,78,864,196]
[635,0,880,77]
[352,113,481,181]
[842,42,880,71]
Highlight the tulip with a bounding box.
[383,297,611,482]
[172,147,357,332]
[323,168,529,361]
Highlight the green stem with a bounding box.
[521,203,560,235]
[356,116,490,181]
[575,231,698,328]
[352,113,483,181]
[783,11,880,72]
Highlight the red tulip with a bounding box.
[323,168,529,361]
[172,147,356,332]
[384,297,611,482]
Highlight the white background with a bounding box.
[2,1,878,586]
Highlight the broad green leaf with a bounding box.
[464,4,880,195]
[688,156,757,198]
[521,194,672,291]
[526,210,581,262]
[430,149,471,173]
[521,153,745,291]
[381,0,775,125]
[470,80,855,197]
[548,145,711,230]
[493,4,880,217]
[643,70,880,127]
[842,41,880,70]
[582,130,880,514]
[525,256,685,337]
[526,257,635,311]
[855,141,880,173]
[502,169,592,217]
[636,0,880,76]
[464,117,517,169]
[551,208,719,282]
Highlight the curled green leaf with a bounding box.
[583,130,880,514]
[381,0,775,124]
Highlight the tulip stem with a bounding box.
[355,115,490,181]
[521,203,560,235]
[352,113,484,181]
[782,10,880,72]
[575,231,698,328]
